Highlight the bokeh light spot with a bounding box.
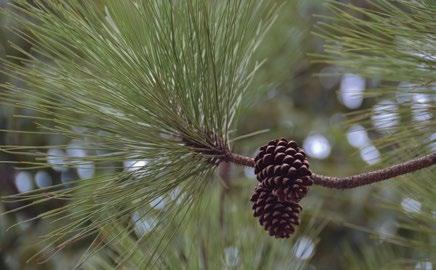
[77,162,95,180]
[346,124,370,149]
[47,148,67,172]
[150,196,166,210]
[359,144,381,165]
[415,261,432,270]
[34,170,53,188]
[15,171,34,193]
[132,212,157,236]
[293,236,315,260]
[224,246,240,267]
[371,100,399,133]
[124,159,148,172]
[304,134,331,159]
[339,73,365,109]
[401,198,421,213]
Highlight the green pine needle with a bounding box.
[0,0,278,266]
[314,0,435,163]
[313,0,435,266]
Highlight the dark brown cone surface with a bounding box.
[264,176,313,202]
[254,138,313,202]
[250,185,302,238]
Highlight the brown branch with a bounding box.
[311,153,436,189]
[224,152,255,167]
[185,135,436,189]
[226,152,436,189]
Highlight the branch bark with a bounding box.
[226,152,436,189]
[311,153,436,189]
[225,152,255,167]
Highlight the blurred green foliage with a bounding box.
[0,0,435,269]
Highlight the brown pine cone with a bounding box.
[254,138,313,202]
[250,184,302,238]
[263,175,313,202]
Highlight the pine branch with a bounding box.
[226,151,436,189]
[224,152,255,167]
[311,153,436,189]
[2,0,434,267]
[0,1,279,266]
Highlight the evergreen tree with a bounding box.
[0,0,434,269]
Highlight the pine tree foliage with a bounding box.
[317,0,435,82]
[315,0,435,267]
[84,182,325,269]
[315,0,435,163]
[1,0,435,268]
[0,0,277,266]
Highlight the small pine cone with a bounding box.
[250,185,302,238]
[253,138,313,202]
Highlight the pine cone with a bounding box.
[250,184,302,238]
[254,138,313,202]
[263,175,313,202]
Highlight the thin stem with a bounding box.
[225,152,255,167]
[226,152,436,189]
[311,153,436,189]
